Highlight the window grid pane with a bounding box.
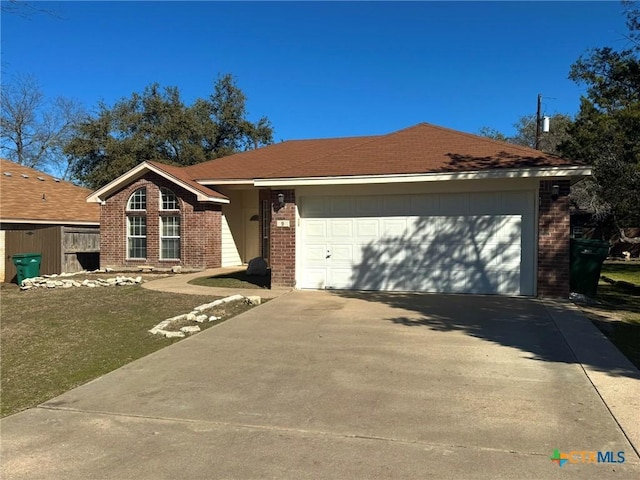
[162,216,179,236]
[128,216,146,236]
[127,188,146,210]
[128,238,147,259]
[161,188,179,210]
[161,238,180,259]
[160,216,180,259]
[127,216,147,258]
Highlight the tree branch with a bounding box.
[619,228,640,243]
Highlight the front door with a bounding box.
[244,209,260,262]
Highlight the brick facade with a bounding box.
[101,175,571,295]
[269,189,296,287]
[537,180,571,297]
[100,172,221,270]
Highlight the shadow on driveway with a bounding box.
[332,291,640,379]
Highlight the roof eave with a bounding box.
[1,218,100,226]
[197,179,255,186]
[253,166,592,187]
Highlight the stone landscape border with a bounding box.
[149,294,262,338]
[20,275,144,290]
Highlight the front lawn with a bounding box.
[189,269,270,289]
[577,261,640,370]
[0,284,251,417]
[600,262,640,285]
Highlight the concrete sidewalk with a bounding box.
[141,266,292,299]
[543,299,640,460]
[2,292,639,479]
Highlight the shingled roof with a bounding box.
[87,122,589,202]
[1,159,99,225]
[182,123,584,182]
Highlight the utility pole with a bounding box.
[535,93,542,150]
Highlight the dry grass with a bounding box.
[576,262,640,369]
[189,270,271,289]
[0,283,254,417]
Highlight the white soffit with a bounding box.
[253,166,592,187]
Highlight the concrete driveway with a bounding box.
[2,291,639,479]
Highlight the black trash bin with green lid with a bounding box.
[569,239,609,297]
[12,253,42,285]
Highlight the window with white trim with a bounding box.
[160,216,180,259]
[127,216,147,259]
[160,187,179,210]
[127,188,146,210]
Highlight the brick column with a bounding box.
[537,180,570,297]
[269,189,296,287]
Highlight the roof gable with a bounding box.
[0,159,100,225]
[87,161,228,204]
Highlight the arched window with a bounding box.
[160,187,179,210]
[127,188,146,210]
[126,188,146,258]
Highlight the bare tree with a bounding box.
[0,0,60,18]
[0,74,84,179]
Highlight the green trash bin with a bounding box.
[12,253,42,285]
[569,239,609,297]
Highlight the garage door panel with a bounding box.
[497,243,522,267]
[329,244,354,263]
[497,270,521,294]
[299,192,534,295]
[430,269,468,293]
[303,220,327,239]
[330,268,357,289]
[406,217,436,239]
[329,219,353,238]
[381,218,408,239]
[355,219,380,239]
[377,244,409,265]
[476,243,500,266]
[496,216,521,240]
[303,268,327,289]
[437,216,480,238]
[304,244,329,264]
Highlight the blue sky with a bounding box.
[1,1,631,141]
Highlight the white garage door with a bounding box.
[298,192,535,295]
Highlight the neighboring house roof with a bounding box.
[87,160,229,204]
[88,122,592,200]
[0,159,100,225]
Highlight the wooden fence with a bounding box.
[2,226,99,283]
